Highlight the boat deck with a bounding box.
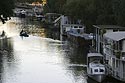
[67,32,93,40]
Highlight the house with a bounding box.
[103,32,125,81]
[93,25,125,53]
[54,15,83,36]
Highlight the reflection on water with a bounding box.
[0,17,87,83]
[0,36,87,83]
[0,17,123,83]
[5,17,60,39]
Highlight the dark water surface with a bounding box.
[0,17,123,83]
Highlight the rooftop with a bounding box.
[45,13,62,16]
[87,53,103,57]
[104,32,125,41]
[93,25,125,29]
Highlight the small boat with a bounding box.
[0,30,7,39]
[20,30,29,37]
[87,53,106,83]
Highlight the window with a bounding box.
[94,69,98,72]
[74,26,78,28]
[113,29,118,32]
[100,69,104,72]
[79,26,82,28]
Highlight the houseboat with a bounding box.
[53,15,94,46]
[87,53,106,82]
[54,15,82,36]
[66,24,93,46]
[93,25,125,82]
[103,32,125,82]
[93,25,125,53]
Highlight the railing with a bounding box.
[104,45,123,59]
[105,64,125,81]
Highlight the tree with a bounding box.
[43,0,125,30]
[15,0,42,3]
[95,0,116,25]
[0,0,15,24]
[64,0,97,32]
[43,0,67,13]
[112,0,125,26]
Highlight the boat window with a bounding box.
[100,69,104,72]
[79,26,82,28]
[94,69,98,72]
[74,26,78,28]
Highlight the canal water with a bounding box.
[0,17,123,83]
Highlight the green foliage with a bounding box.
[15,0,42,3]
[43,0,125,31]
[45,0,58,13]
[0,0,14,16]
[64,0,97,32]
[112,0,125,26]
[0,0,15,23]
[63,0,125,32]
[43,0,67,13]
[95,0,116,25]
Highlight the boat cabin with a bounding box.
[87,53,106,82]
[87,53,105,75]
[65,24,84,34]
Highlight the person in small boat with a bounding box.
[20,29,26,35]
[20,29,29,37]
[1,30,5,37]
[20,29,24,34]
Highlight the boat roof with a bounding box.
[87,53,103,57]
[64,24,84,27]
[67,32,92,40]
[45,13,61,16]
[90,62,105,67]
[104,32,125,41]
[93,25,125,29]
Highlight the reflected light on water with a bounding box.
[1,36,87,83]
[0,17,87,83]
[0,21,19,37]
